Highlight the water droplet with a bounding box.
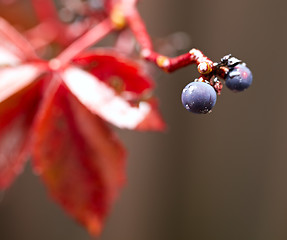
[229,71,240,78]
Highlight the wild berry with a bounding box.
[225,63,253,92]
[181,82,217,114]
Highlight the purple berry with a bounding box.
[181,82,217,114]
[225,64,253,92]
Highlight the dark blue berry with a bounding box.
[225,64,253,92]
[181,82,217,114]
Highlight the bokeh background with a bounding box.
[1,0,287,239]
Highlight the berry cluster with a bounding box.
[181,55,253,114]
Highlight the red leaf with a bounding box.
[72,50,165,131]
[135,98,165,131]
[62,67,153,129]
[0,64,44,102]
[32,83,125,236]
[73,49,153,95]
[0,78,42,189]
[0,46,21,66]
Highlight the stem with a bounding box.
[0,18,38,60]
[25,21,58,50]
[31,0,69,45]
[56,19,114,67]
[125,7,153,51]
[31,0,59,22]
[125,7,215,73]
[144,52,195,73]
[143,49,215,73]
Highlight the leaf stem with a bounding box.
[56,19,114,67]
[0,18,38,60]
[31,0,59,22]
[30,0,68,44]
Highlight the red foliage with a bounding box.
[33,83,126,235]
[0,8,164,235]
[0,71,42,188]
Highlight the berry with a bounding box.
[225,64,253,92]
[181,82,217,114]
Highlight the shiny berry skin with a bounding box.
[225,64,253,92]
[181,82,217,114]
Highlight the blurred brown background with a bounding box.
[1,0,287,239]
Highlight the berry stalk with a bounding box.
[125,6,215,74]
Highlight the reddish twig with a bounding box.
[25,21,59,50]
[125,7,153,51]
[31,0,60,22]
[125,6,216,74]
[30,0,71,45]
[31,0,64,33]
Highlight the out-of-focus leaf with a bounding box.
[0,79,42,189]
[0,17,38,60]
[73,50,154,95]
[62,67,152,129]
[72,50,165,131]
[0,64,44,102]
[135,98,165,131]
[32,83,125,236]
[0,46,20,66]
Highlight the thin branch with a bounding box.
[31,0,69,45]
[125,7,215,73]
